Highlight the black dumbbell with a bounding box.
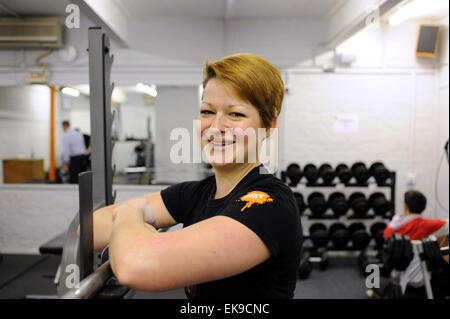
[286,163,302,186]
[303,164,319,185]
[307,192,328,217]
[328,192,349,217]
[280,171,287,183]
[319,163,335,185]
[369,193,391,216]
[329,223,350,249]
[315,252,329,270]
[348,192,370,218]
[309,223,329,248]
[351,162,370,185]
[370,222,387,250]
[293,192,306,215]
[335,163,352,185]
[369,162,390,185]
[298,250,312,279]
[348,223,371,250]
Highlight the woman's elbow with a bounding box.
[112,256,171,292]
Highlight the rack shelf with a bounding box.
[280,167,396,254]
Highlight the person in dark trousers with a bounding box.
[75,127,92,171]
[61,121,89,184]
[82,53,303,299]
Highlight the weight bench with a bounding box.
[24,233,66,299]
[39,233,65,256]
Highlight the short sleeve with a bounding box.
[160,181,199,224]
[433,219,449,237]
[218,188,301,259]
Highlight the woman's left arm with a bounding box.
[108,199,270,291]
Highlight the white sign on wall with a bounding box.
[332,114,359,133]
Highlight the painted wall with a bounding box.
[153,86,203,183]
[435,15,449,220]
[280,17,449,219]
[0,8,448,253]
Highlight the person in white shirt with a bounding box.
[61,120,88,183]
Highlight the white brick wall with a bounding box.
[278,16,449,220]
[0,184,167,254]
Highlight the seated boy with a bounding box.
[368,190,448,298]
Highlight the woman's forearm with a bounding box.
[92,206,115,251]
[109,213,159,287]
[76,205,116,252]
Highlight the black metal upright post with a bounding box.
[391,171,396,216]
[58,27,117,298]
[88,27,116,207]
[78,171,93,280]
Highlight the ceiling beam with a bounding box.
[224,0,235,21]
[71,0,130,48]
[324,0,404,49]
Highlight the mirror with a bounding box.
[0,84,209,185]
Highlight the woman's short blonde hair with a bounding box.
[203,53,284,128]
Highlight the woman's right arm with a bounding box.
[77,191,178,252]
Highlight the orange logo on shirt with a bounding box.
[238,191,273,212]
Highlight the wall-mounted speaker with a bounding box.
[416,24,440,58]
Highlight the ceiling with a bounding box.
[0,0,343,20]
[114,0,342,20]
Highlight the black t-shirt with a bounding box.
[160,165,303,299]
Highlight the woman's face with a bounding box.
[198,78,266,168]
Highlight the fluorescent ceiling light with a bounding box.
[136,82,157,97]
[61,87,80,97]
[74,84,90,96]
[112,88,126,103]
[389,0,449,26]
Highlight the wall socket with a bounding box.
[406,172,416,186]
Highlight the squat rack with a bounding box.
[59,27,117,298]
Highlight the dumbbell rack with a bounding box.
[284,170,396,259]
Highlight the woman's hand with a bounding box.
[112,198,149,226]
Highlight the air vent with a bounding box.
[0,17,63,49]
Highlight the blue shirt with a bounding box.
[62,128,87,164]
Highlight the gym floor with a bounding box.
[0,254,369,299]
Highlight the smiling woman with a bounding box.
[91,53,303,299]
